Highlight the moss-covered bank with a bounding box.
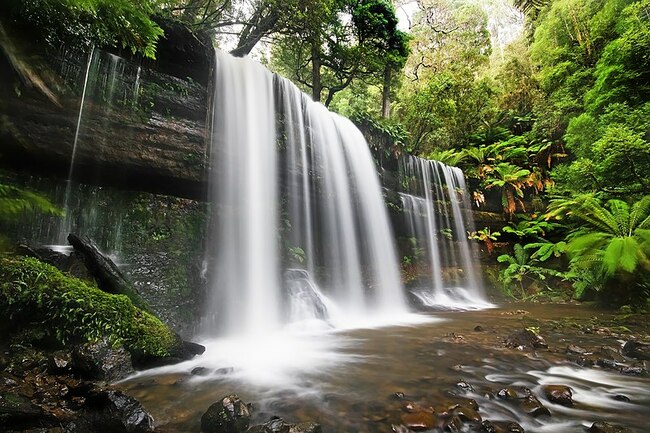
[0,256,180,359]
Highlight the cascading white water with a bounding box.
[399,155,491,309]
[204,50,408,337]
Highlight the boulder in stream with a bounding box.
[588,421,634,433]
[505,329,548,350]
[621,341,650,361]
[541,385,573,406]
[201,394,251,433]
[496,387,550,417]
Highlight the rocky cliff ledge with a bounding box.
[0,19,211,199]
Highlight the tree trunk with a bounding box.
[311,43,322,103]
[381,64,392,118]
[67,234,150,311]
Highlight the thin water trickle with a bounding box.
[58,47,95,243]
[55,50,142,250]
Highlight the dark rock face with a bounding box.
[0,26,210,200]
[0,345,154,433]
[72,339,134,382]
[75,389,155,433]
[0,391,56,430]
[200,395,251,433]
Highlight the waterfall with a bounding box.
[399,155,491,309]
[204,51,408,337]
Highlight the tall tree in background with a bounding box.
[270,0,407,106]
[394,0,493,153]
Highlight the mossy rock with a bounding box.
[0,256,182,360]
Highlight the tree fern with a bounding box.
[555,195,650,292]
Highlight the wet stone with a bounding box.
[248,417,322,433]
[448,404,481,423]
[610,394,631,402]
[619,366,646,376]
[480,420,525,432]
[400,410,437,431]
[566,345,590,356]
[455,380,474,393]
[81,389,155,433]
[0,391,54,429]
[391,392,405,400]
[622,341,650,361]
[596,359,620,370]
[48,351,72,373]
[588,421,633,433]
[201,394,250,433]
[519,394,551,417]
[191,367,211,376]
[542,385,573,406]
[577,357,595,367]
[505,329,548,350]
[440,413,462,431]
[474,325,484,332]
[71,339,133,381]
[496,387,528,400]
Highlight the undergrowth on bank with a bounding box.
[0,256,179,357]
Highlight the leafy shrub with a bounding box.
[4,0,164,58]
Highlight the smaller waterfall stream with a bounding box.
[399,155,492,309]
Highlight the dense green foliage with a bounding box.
[324,0,649,304]
[0,183,62,221]
[3,0,165,58]
[0,256,180,357]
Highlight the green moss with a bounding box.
[0,256,179,357]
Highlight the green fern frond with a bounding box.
[631,196,650,230]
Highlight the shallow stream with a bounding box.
[119,304,650,432]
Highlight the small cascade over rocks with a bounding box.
[203,50,408,337]
[399,154,492,310]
